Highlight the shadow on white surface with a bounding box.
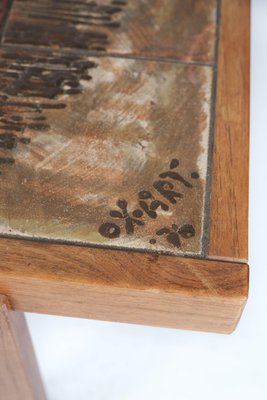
[26,1,267,399]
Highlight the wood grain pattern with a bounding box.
[208,0,250,262]
[0,238,248,334]
[0,295,46,400]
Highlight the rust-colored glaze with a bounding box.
[0,1,218,257]
[3,0,217,63]
[0,49,213,256]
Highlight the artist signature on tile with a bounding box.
[99,159,199,249]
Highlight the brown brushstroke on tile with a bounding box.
[0,49,97,167]
[3,0,217,63]
[3,0,128,52]
[0,47,212,256]
[0,0,10,32]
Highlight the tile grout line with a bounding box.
[0,232,249,265]
[201,0,221,258]
[1,42,215,69]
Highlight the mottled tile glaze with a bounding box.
[3,0,217,63]
[0,0,218,256]
[0,48,212,256]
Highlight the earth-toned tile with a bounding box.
[0,0,9,31]
[3,0,217,63]
[0,48,213,256]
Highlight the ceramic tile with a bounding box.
[0,48,213,256]
[3,0,217,63]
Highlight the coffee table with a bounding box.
[0,1,250,398]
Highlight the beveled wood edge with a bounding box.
[0,295,46,400]
[0,238,248,333]
[208,0,250,262]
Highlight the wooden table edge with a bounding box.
[0,238,248,334]
[208,0,250,262]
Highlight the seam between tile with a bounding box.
[1,42,215,69]
[201,0,221,258]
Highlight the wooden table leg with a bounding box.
[0,295,46,400]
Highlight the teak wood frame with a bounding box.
[0,1,250,398]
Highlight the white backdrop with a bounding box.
[26,1,267,399]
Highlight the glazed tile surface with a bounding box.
[3,0,217,63]
[0,0,218,256]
